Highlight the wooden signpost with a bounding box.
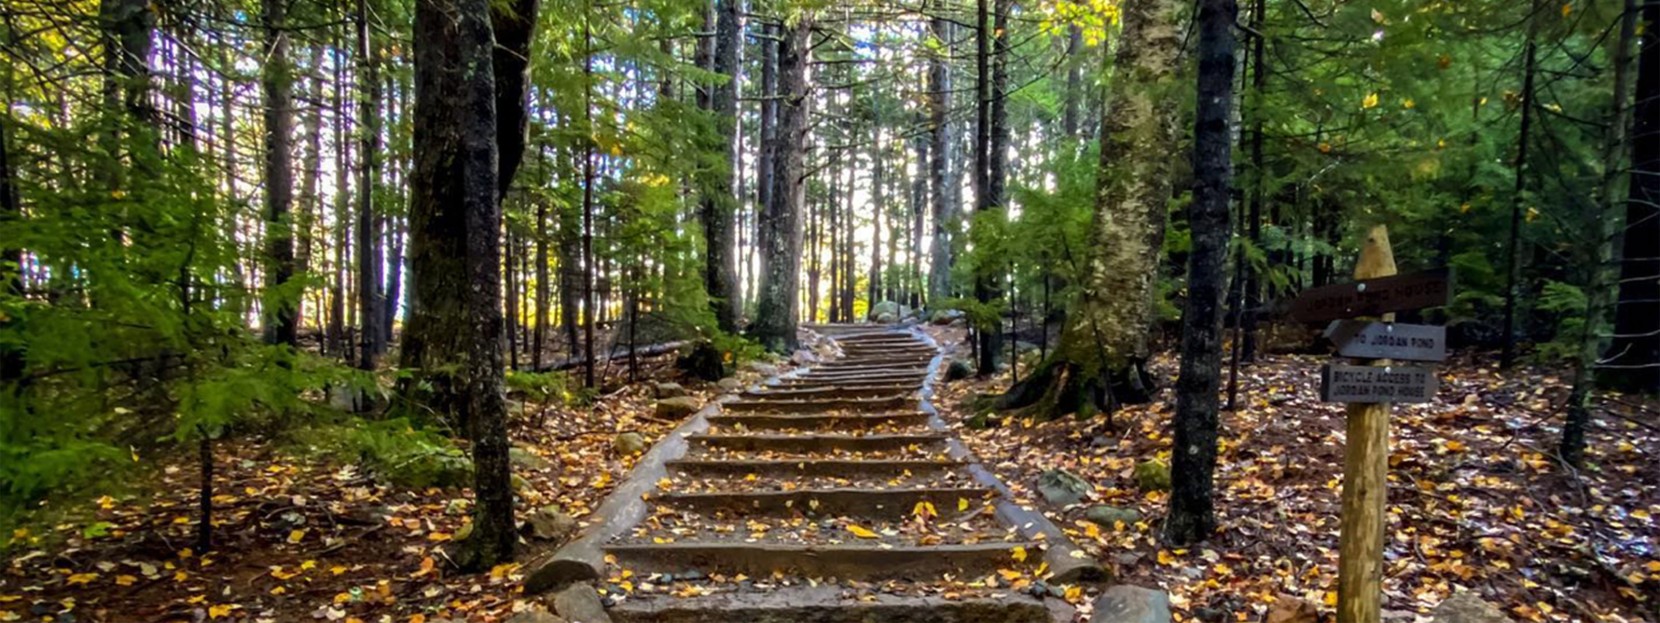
[1288,225,1451,623]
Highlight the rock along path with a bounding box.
[530,325,1104,622]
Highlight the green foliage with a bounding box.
[1533,280,1587,362]
[294,419,472,489]
[504,370,594,407]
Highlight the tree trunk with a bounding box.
[753,17,812,352]
[1604,0,1660,393]
[871,125,885,310]
[329,26,349,360]
[927,5,954,304]
[702,0,743,332]
[1502,11,1540,371]
[1562,0,1637,466]
[261,0,298,347]
[1165,0,1236,546]
[403,0,514,569]
[356,0,385,371]
[973,0,1009,375]
[1062,25,1083,138]
[998,0,1185,419]
[1240,0,1265,364]
[1,113,22,384]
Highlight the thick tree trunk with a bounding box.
[492,0,538,200]
[1562,0,1637,466]
[1165,0,1236,546]
[1604,0,1660,393]
[261,0,298,347]
[927,6,954,304]
[702,0,743,332]
[753,17,812,352]
[999,0,1185,419]
[403,0,514,568]
[356,0,384,371]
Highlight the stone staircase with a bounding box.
[530,326,1103,622]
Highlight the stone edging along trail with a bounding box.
[525,325,1105,621]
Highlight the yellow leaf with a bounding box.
[847,524,879,539]
[287,529,307,544]
[1526,207,1540,223]
[1011,546,1028,563]
[958,498,970,512]
[1324,591,1338,607]
[1064,585,1083,602]
[1403,98,1416,109]
[1318,142,1333,154]
[997,568,1023,581]
[207,604,235,619]
[1561,3,1572,17]
[410,616,428,623]
[66,573,98,585]
[1157,550,1176,566]
[1362,92,1380,109]
[115,575,137,587]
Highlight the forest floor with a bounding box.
[925,324,1660,623]
[0,355,780,623]
[5,326,1658,623]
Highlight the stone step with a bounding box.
[817,357,934,369]
[706,412,930,431]
[742,385,918,400]
[665,459,967,478]
[779,374,929,388]
[688,433,948,455]
[606,585,1059,623]
[652,487,992,518]
[797,367,929,380]
[838,343,935,354]
[604,542,1041,582]
[721,395,914,414]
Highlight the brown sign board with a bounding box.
[1289,268,1452,323]
[1325,321,1448,362]
[1319,364,1438,403]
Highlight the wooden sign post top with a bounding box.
[1290,268,1452,323]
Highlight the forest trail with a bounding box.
[553,326,1101,622]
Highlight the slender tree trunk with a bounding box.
[754,17,813,352]
[1166,0,1237,546]
[927,5,954,304]
[911,130,928,308]
[582,16,598,387]
[1502,12,1540,370]
[534,149,551,371]
[1240,0,1265,364]
[1605,0,1660,393]
[329,33,349,360]
[356,0,384,371]
[701,0,743,332]
[870,125,885,310]
[1562,0,1638,465]
[261,0,298,347]
[1062,25,1083,138]
[0,114,22,384]
[973,0,1009,375]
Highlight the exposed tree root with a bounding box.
[994,354,1156,426]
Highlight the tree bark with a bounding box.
[1604,0,1660,393]
[356,0,385,371]
[927,4,954,304]
[1,113,22,385]
[1562,0,1638,465]
[1165,0,1236,546]
[998,0,1186,419]
[261,0,298,347]
[973,0,1009,375]
[403,0,514,567]
[701,0,743,332]
[754,17,812,352]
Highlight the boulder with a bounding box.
[1431,591,1512,623]
[655,396,701,420]
[1134,459,1171,492]
[507,610,567,623]
[930,308,965,325]
[524,506,578,542]
[510,446,551,471]
[945,360,974,381]
[613,432,647,455]
[552,583,613,623]
[1036,469,1092,507]
[1091,585,1171,623]
[653,382,688,399]
[675,341,725,381]
[743,361,781,377]
[1085,505,1141,529]
[868,300,905,322]
[716,377,744,393]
